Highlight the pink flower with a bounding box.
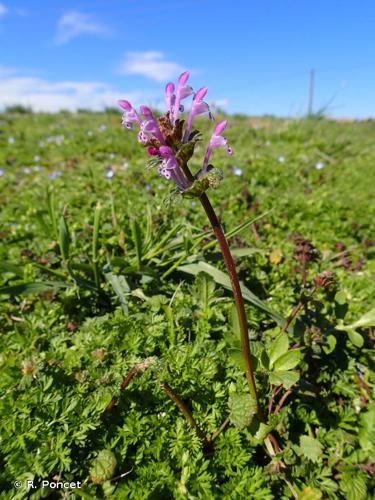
[183,86,213,142]
[118,100,142,129]
[138,106,165,144]
[203,120,233,172]
[158,145,189,190]
[165,82,175,115]
[172,71,194,124]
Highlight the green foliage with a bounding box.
[0,112,374,497]
[228,393,257,429]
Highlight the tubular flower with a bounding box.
[118,100,142,129]
[118,70,233,192]
[183,86,213,142]
[165,82,175,115]
[139,106,165,144]
[203,120,233,173]
[158,146,189,190]
[171,71,194,124]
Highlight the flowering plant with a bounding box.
[119,71,281,458]
[119,71,232,194]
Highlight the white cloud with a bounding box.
[119,51,185,82]
[210,98,229,109]
[0,69,152,112]
[0,3,7,16]
[55,11,111,45]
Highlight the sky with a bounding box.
[0,0,374,117]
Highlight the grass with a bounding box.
[0,110,374,499]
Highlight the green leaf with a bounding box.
[334,290,347,305]
[0,260,24,276]
[103,264,130,314]
[89,450,117,484]
[196,272,215,310]
[273,349,303,371]
[347,329,364,348]
[298,435,323,463]
[178,261,291,331]
[337,307,375,337]
[230,303,241,338]
[229,348,246,371]
[346,308,375,330]
[340,469,367,500]
[268,334,289,368]
[322,334,337,354]
[254,423,272,443]
[131,220,143,269]
[0,281,69,295]
[228,393,257,429]
[358,402,375,453]
[58,215,70,261]
[230,247,265,258]
[269,370,299,389]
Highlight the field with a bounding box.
[0,109,374,498]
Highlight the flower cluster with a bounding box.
[119,71,233,192]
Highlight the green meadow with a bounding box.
[0,110,374,498]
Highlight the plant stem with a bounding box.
[101,357,155,418]
[275,389,293,413]
[101,366,138,418]
[210,417,230,443]
[161,382,208,445]
[199,192,261,414]
[180,163,260,416]
[281,285,317,333]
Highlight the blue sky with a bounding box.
[0,0,374,117]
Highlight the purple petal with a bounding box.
[178,71,190,86]
[194,86,208,101]
[118,99,132,110]
[159,145,173,157]
[179,85,194,99]
[210,135,227,148]
[213,120,228,135]
[192,101,209,115]
[140,105,153,118]
[165,82,175,95]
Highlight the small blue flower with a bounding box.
[22,166,31,174]
[315,161,324,170]
[277,155,285,163]
[0,167,4,176]
[8,136,15,144]
[105,168,115,179]
[233,165,243,176]
[48,170,63,180]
